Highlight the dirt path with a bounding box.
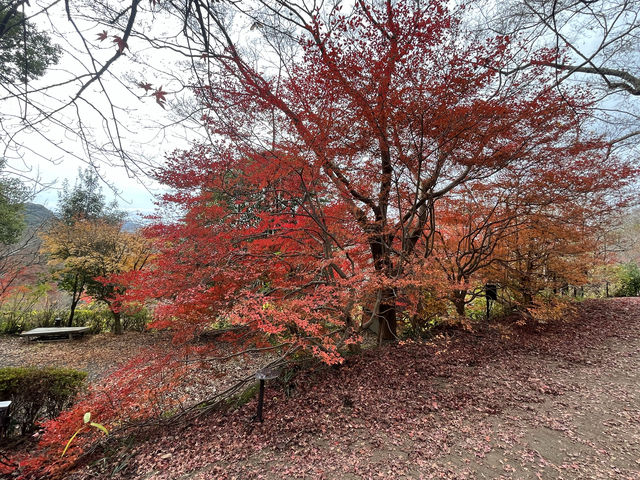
[434,301,640,479]
[71,298,640,479]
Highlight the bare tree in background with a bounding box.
[468,0,640,152]
[0,0,199,184]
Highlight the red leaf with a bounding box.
[112,35,128,53]
[152,87,168,108]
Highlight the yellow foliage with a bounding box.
[528,298,578,325]
[40,219,150,281]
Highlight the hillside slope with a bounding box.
[64,298,640,480]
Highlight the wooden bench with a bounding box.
[20,327,91,341]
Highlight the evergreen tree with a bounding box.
[57,169,122,225]
[0,2,60,83]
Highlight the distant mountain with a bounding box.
[0,203,53,287]
[22,204,144,232]
[122,219,142,232]
[23,202,55,229]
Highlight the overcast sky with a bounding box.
[2,1,204,218]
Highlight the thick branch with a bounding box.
[543,62,640,95]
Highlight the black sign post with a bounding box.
[254,367,280,423]
[485,284,498,320]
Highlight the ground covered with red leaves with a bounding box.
[63,298,640,479]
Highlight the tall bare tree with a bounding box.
[469,0,640,153]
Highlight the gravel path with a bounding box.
[0,332,171,381]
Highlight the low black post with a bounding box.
[485,284,498,321]
[254,367,280,423]
[256,379,265,423]
[0,401,12,438]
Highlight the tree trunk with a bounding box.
[68,293,83,327]
[521,273,534,306]
[67,300,77,327]
[377,288,397,345]
[368,230,397,344]
[110,308,123,335]
[67,275,83,327]
[451,289,467,316]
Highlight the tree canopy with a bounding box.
[42,168,126,327]
[41,218,150,333]
[0,1,60,83]
[1,0,640,180]
[120,0,636,354]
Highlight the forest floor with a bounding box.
[2,298,639,479]
[57,297,639,480]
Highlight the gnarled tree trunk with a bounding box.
[451,288,467,316]
[377,287,397,344]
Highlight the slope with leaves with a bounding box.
[31,298,639,480]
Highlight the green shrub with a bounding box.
[0,310,59,334]
[615,263,640,297]
[121,306,151,332]
[0,306,151,334]
[400,314,441,339]
[0,312,26,334]
[0,367,87,436]
[72,308,112,333]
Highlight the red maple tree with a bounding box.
[120,0,637,354]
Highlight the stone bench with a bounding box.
[20,327,91,341]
